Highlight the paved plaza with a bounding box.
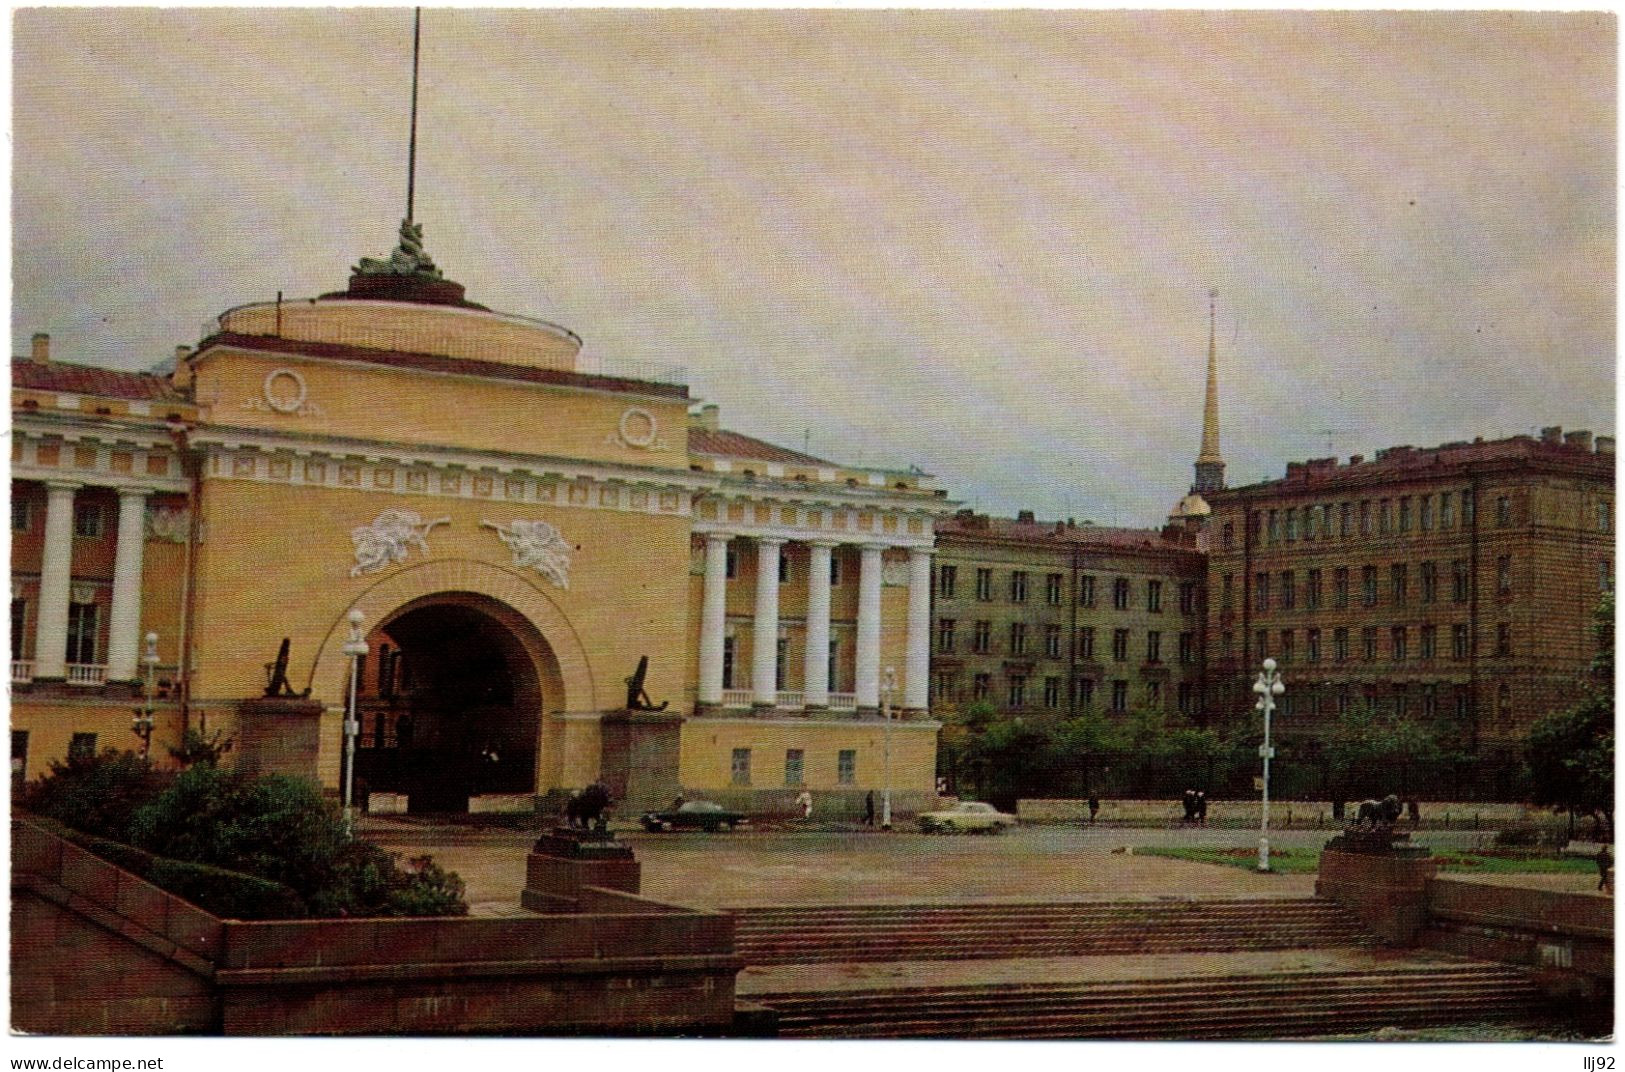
[364,819,1532,914]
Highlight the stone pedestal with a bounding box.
[598,709,682,813]
[1316,832,1439,946]
[522,828,641,912]
[233,697,325,782]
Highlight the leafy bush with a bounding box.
[144,858,307,920]
[22,750,172,843]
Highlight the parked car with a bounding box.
[917,801,1018,834]
[640,800,749,832]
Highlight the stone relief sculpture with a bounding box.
[350,509,451,577]
[483,518,574,589]
[145,505,191,544]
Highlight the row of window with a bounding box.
[937,620,1198,664]
[1243,681,1513,726]
[9,598,100,663]
[937,567,1198,613]
[936,671,1197,715]
[12,499,109,539]
[718,635,842,691]
[1221,621,1516,663]
[730,747,857,787]
[1225,558,1513,613]
[1226,491,1611,550]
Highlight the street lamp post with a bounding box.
[341,610,369,835]
[881,666,896,831]
[131,632,159,761]
[1253,657,1285,872]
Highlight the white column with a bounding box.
[106,489,151,682]
[804,541,836,709]
[34,481,79,680]
[752,538,784,707]
[697,534,730,706]
[905,547,933,712]
[856,543,886,711]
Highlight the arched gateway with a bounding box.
[306,559,595,810]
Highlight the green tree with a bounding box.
[1525,592,1614,838]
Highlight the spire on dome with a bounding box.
[1193,289,1226,494]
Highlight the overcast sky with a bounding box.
[12,9,1615,526]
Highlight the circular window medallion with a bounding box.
[618,407,658,449]
[263,369,308,414]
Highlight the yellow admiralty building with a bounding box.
[10,224,952,816]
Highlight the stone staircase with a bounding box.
[733,896,1373,965]
[748,961,1546,1040]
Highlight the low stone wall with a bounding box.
[1315,847,1440,944]
[1020,798,1531,828]
[1421,878,1613,999]
[12,817,742,1036]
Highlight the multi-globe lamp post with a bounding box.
[341,609,369,835]
[130,631,160,761]
[1253,657,1285,872]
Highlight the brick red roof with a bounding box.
[937,512,1196,552]
[12,359,186,402]
[1237,431,1615,494]
[688,427,831,466]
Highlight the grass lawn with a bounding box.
[1138,845,1599,875]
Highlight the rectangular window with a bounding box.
[938,564,957,599]
[1046,573,1063,606]
[1600,501,1613,533]
[1044,625,1062,659]
[1286,508,1298,542]
[1079,575,1096,607]
[1496,555,1512,596]
[1113,578,1131,610]
[1281,571,1295,611]
[1306,628,1321,663]
[1392,626,1408,662]
[1178,632,1195,665]
[731,748,752,786]
[784,748,804,787]
[1420,625,1436,660]
[1221,573,1233,609]
[1441,491,1456,528]
[1602,559,1613,593]
[1112,629,1130,662]
[1076,677,1095,710]
[1362,627,1377,662]
[1496,496,1511,527]
[1222,522,1235,550]
[1146,631,1162,663]
[1391,564,1408,606]
[1178,681,1194,715]
[66,602,99,665]
[1337,686,1352,718]
[1254,572,1270,613]
[11,498,30,534]
[1009,622,1028,656]
[1007,674,1027,708]
[1399,497,1412,532]
[1420,561,1438,603]
[1340,502,1352,539]
[1279,629,1294,663]
[830,555,842,586]
[1044,676,1062,708]
[1362,566,1378,607]
[933,671,957,704]
[1452,559,1470,603]
[1179,583,1197,614]
[1306,569,1321,610]
[1078,627,1095,659]
[69,732,99,762]
[1249,512,1262,544]
[1255,629,1268,660]
[1452,624,1470,660]
[973,621,991,654]
[1456,687,1471,722]
[778,554,791,584]
[1222,630,1234,659]
[1147,580,1163,613]
[1497,622,1511,657]
[1360,501,1372,536]
[1334,568,1349,609]
[1268,510,1281,544]
[938,618,956,653]
[1420,495,1434,531]
[776,637,788,690]
[1422,684,1438,719]
[10,599,26,661]
[829,640,840,692]
[1010,571,1029,603]
[1379,500,1392,534]
[73,504,103,539]
[725,546,737,579]
[721,637,736,688]
[1394,684,1409,718]
[1111,680,1128,713]
[1463,489,1476,526]
[972,673,990,701]
[976,568,993,601]
[837,749,856,785]
[1146,680,1162,709]
[1334,628,1349,662]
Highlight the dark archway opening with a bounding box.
[353,599,542,813]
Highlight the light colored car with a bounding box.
[917,801,1018,834]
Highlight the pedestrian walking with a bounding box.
[1196,791,1208,825]
[796,790,813,821]
[863,790,876,827]
[1182,789,1196,823]
[1088,796,1100,824]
